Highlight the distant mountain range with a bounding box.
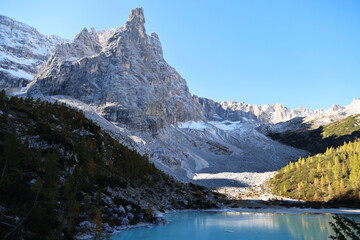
[1,8,360,182]
[0,15,70,88]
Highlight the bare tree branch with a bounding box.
[0,221,15,228]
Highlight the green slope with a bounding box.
[270,139,360,204]
[322,114,360,138]
[268,114,360,154]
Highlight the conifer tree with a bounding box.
[147,203,154,217]
[88,158,96,177]
[340,179,346,195]
[70,200,80,230]
[93,208,109,240]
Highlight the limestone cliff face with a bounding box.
[0,15,69,88]
[21,8,359,180]
[27,8,203,134]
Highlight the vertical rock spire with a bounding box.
[127,8,145,25]
[125,8,146,34]
[124,8,147,46]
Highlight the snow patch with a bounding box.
[129,135,146,145]
[66,57,80,61]
[178,121,208,130]
[0,52,37,65]
[2,69,33,80]
[209,121,243,131]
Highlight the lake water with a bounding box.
[111,211,358,240]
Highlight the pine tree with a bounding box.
[70,200,80,230]
[316,163,322,172]
[83,193,90,211]
[147,203,154,217]
[320,176,326,188]
[332,164,341,180]
[328,185,334,199]
[63,176,73,199]
[314,192,319,200]
[314,178,319,186]
[1,130,25,198]
[43,151,60,205]
[340,179,346,196]
[93,209,105,240]
[88,158,96,177]
[327,161,332,170]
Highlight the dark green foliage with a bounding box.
[93,209,110,240]
[329,215,360,240]
[0,93,215,239]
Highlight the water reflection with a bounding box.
[112,211,350,240]
[208,212,280,230]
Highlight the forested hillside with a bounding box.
[270,138,360,204]
[322,114,360,138]
[268,115,360,154]
[0,91,217,239]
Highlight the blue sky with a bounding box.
[1,0,359,110]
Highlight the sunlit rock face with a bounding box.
[27,8,203,135]
[0,15,69,88]
[24,8,360,182]
[23,8,311,181]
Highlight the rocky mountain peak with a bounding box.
[74,27,99,44]
[42,27,102,66]
[351,98,360,105]
[329,104,343,112]
[148,32,163,58]
[127,7,145,25]
[27,7,203,135]
[0,15,69,88]
[347,98,360,111]
[125,8,146,38]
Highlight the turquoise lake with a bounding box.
[110,211,355,240]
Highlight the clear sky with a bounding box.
[1,0,359,110]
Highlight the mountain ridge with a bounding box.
[0,14,70,88]
[22,8,307,181]
[2,8,360,183]
[27,8,203,134]
[2,12,359,127]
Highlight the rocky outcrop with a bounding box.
[27,8,203,135]
[0,15,69,88]
[195,97,259,122]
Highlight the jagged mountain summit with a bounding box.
[0,15,70,88]
[6,8,358,183]
[24,8,306,181]
[222,98,360,124]
[197,97,360,125]
[27,8,203,135]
